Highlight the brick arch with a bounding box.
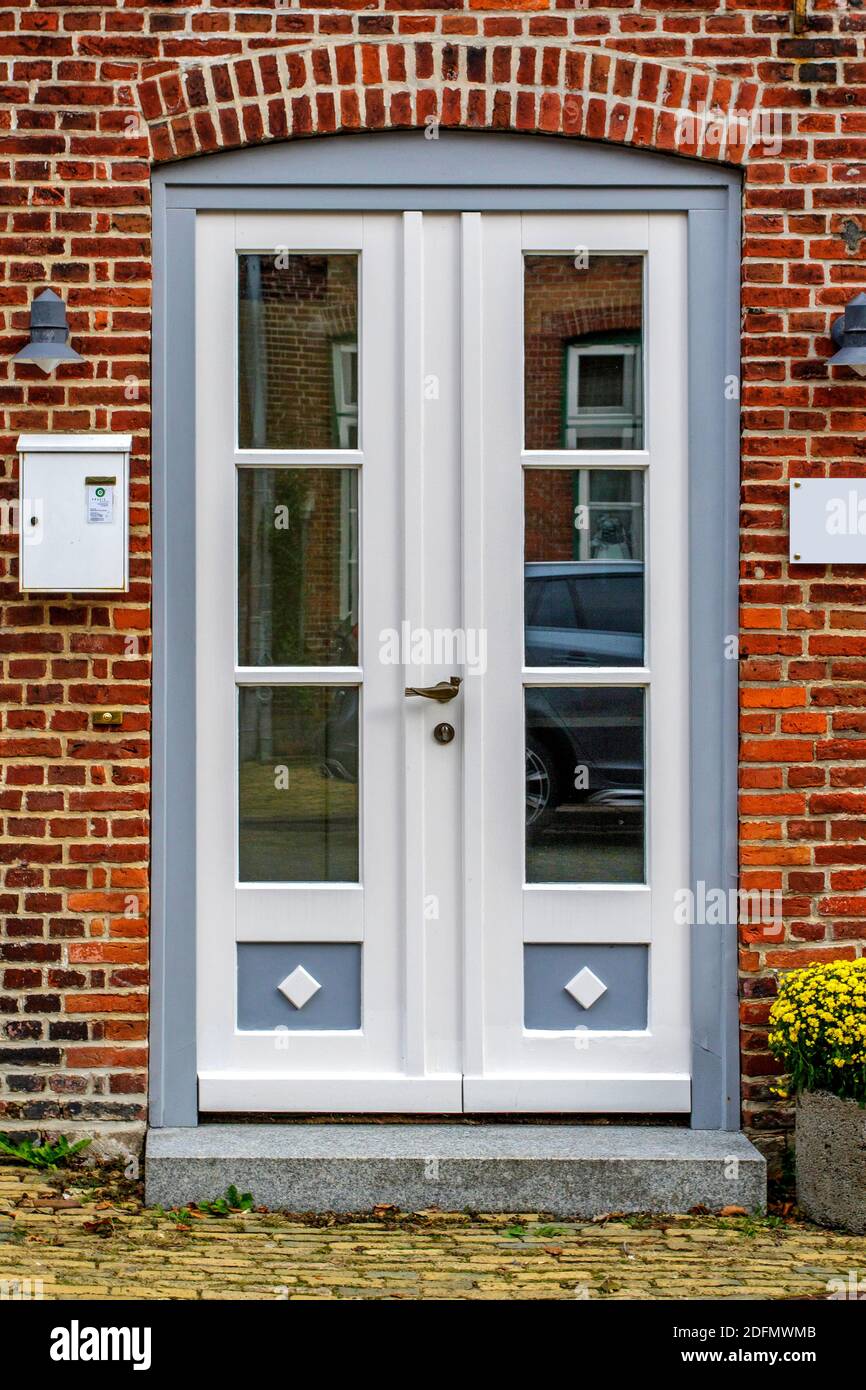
[137,40,758,168]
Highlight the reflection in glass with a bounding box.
[524,470,644,666]
[238,253,358,450]
[238,469,358,667]
[238,686,359,883]
[524,254,643,450]
[525,687,644,884]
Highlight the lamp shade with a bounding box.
[11,289,84,374]
[828,292,866,377]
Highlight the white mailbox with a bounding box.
[17,433,130,593]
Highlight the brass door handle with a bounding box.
[404,676,462,703]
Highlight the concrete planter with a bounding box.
[796,1090,866,1233]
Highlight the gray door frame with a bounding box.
[149,131,742,1129]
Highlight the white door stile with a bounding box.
[415,213,464,1087]
[462,211,526,1107]
[460,211,486,1083]
[640,210,690,1097]
[196,211,238,1091]
[400,210,429,1081]
[196,209,692,1116]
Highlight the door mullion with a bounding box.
[401,210,427,1078]
[234,452,364,469]
[461,211,485,1082]
[522,668,651,686]
[234,666,362,686]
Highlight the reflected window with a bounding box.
[524,254,644,451]
[564,340,642,450]
[238,469,358,668]
[332,342,359,448]
[238,253,358,451]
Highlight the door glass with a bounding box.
[238,469,359,667]
[524,469,644,666]
[525,687,645,884]
[524,254,643,450]
[238,253,359,450]
[238,685,359,883]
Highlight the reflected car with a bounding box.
[321,568,645,831]
[524,561,644,828]
[524,559,643,667]
[525,684,643,830]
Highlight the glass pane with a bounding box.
[578,353,626,409]
[238,686,359,883]
[238,253,358,450]
[524,254,644,450]
[525,687,644,884]
[524,469,644,666]
[238,469,358,667]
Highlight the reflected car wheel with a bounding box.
[526,738,557,827]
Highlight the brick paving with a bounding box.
[1,1162,864,1301]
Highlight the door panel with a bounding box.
[195,209,690,1113]
[196,212,463,1109]
[463,213,689,1111]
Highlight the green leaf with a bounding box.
[0,1132,91,1169]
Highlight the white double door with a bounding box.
[195,208,690,1113]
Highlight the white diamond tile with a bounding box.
[565,966,607,1010]
[278,964,322,1011]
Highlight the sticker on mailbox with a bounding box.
[86,481,114,525]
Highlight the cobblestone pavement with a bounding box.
[1,1162,864,1301]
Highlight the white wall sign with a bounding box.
[790,478,866,564]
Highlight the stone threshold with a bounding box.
[145,1124,766,1216]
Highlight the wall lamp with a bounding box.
[11,289,83,374]
[828,292,866,377]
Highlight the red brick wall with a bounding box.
[0,2,863,1162]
